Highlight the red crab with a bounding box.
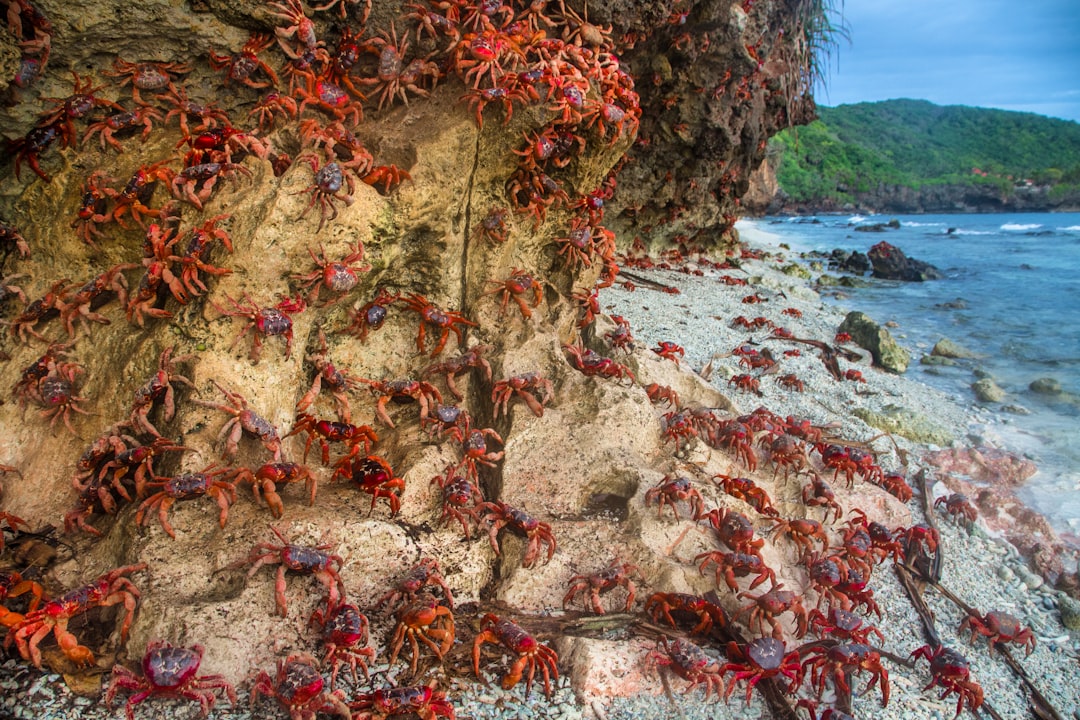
[645,593,727,636]
[287,413,378,466]
[483,268,543,319]
[310,598,375,689]
[0,220,31,258]
[37,367,91,435]
[56,263,138,337]
[268,0,318,59]
[297,77,364,126]
[808,607,885,645]
[423,344,493,401]
[11,563,147,668]
[105,59,191,105]
[647,637,725,698]
[737,583,810,640]
[719,637,802,704]
[431,466,483,538]
[235,462,319,518]
[346,287,400,341]
[478,501,556,567]
[337,455,405,516]
[958,610,1036,657]
[293,155,356,232]
[473,613,559,698]
[161,86,230,137]
[472,206,510,243]
[910,645,984,718]
[563,560,638,614]
[7,120,66,182]
[136,465,238,539]
[714,474,779,517]
[292,241,370,306]
[231,525,345,617]
[456,422,505,477]
[0,569,44,628]
[105,640,236,720]
[194,380,283,462]
[843,369,866,383]
[402,292,478,356]
[377,558,455,613]
[769,517,830,560]
[360,377,442,429]
[644,474,703,520]
[699,507,765,557]
[296,329,363,422]
[170,160,252,211]
[563,342,636,385]
[654,341,685,366]
[349,685,455,720]
[82,106,163,152]
[802,642,889,708]
[802,476,843,523]
[213,292,306,363]
[38,71,125,141]
[491,372,553,418]
[728,373,761,395]
[357,23,440,110]
[252,653,351,720]
[209,33,280,89]
[387,595,455,674]
[934,492,977,526]
[128,346,195,437]
[362,164,412,194]
[0,512,30,555]
[104,161,175,230]
[695,550,776,592]
[645,383,679,408]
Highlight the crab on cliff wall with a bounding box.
[0,0,869,714]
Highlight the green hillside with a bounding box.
[772,99,1080,210]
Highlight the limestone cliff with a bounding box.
[0,0,833,703]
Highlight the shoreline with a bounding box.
[3,225,1080,719]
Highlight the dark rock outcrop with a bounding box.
[867,241,943,281]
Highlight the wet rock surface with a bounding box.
[867,240,943,281]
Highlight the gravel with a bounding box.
[3,221,1079,720]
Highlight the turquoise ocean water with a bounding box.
[745,212,1080,534]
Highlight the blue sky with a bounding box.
[815,0,1080,122]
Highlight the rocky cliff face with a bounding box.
[0,0,828,701]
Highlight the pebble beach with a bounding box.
[3,221,1080,720]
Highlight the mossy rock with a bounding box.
[838,311,910,374]
[853,405,954,445]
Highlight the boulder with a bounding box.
[971,378,1006,403]
[853,405,954,446]
[1029,377,1062,395]
[837,311,910,374]
[920,354,956,367]
[932,338,978,359]
[839,250,871,274]
[922,447,1038,486]
[867,241,943,281]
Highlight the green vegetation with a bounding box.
[773,99,1080,206]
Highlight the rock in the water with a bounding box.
[867,241,944,281]
[920,354,956,367]
[1030,377,1063,395]
[838,311,910,374]
[1059,595,1080,630]
[853,405,954,445]
[839,250,871,274]
[972,378,1006,402]
[932,338,978,359]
